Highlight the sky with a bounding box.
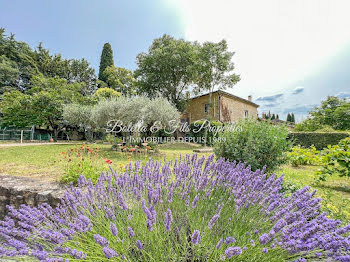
[1,0,350,121]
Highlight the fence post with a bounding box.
[20,130,24,144]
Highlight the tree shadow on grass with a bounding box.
[317,184,350,195]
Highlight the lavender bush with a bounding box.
[1,155,350,261]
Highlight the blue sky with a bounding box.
[1,0,350,121]
[0,0,184,70]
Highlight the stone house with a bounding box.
[181,90,259,123]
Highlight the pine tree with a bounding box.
[98,43,114,82]
[291,113,295,123]
[271,114,275,120]
[287,113,291,122]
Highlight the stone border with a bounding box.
[0,174,65,219]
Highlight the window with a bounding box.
[244,110,248,118]
[204,104,210,114]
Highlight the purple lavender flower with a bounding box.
[259,233,271,245]
[216,238,223,249]
[164,208,173,232]
[103,246,117,258]
[225,236,236,245]
[110,222,118,236]
[192,193,200,208]
[128,226,135,238]
[192,230,201,245]
[225,247,242,258]
[94,234,109,247]
[136,240,143,250]
[262,248,268,253]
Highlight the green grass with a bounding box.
[0,143,209,181]
[277,164,350,222]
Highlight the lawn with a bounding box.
[0,142,349,222]
[277,164,350,222]
[0,142,209,181]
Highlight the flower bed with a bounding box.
[0,155,349,261]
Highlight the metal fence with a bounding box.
[0,126,51,141]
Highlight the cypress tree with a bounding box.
[271,114,275,120]
[291,113,295,123]
[98,43,114,82]
[276,114,279,119]
[287,113,291,122]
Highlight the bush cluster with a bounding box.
[316,137,350,181]
[189,120,223,146]
[1,155,350,261]
[288,132,349,150]
[214,119,291,173]
[286,145,321,167]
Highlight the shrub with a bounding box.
[214,119,291,173]
[315,137,350,182]
[189,120,223,146]
[286,145,321,167]
[1,155,350,261]
[60,144,111,184]
[288,132,349,150]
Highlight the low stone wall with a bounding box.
[0,174,65,219]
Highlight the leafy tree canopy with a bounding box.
[135,35,240,112]
[0,28,97,94]
[104,66,135,96]
[0,75,86,139]
[295,96,350,131]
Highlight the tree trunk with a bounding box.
[53,128,58,142]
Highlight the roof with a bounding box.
[190,90,259,107]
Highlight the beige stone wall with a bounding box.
[220,94,258,122]
[183,93,220,122]
[181,92,258,123]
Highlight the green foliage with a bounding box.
[0,29,97,94]
[63,103,95,141]
[214,119,291,173]
[189,120,222,146]
[104,133,123,144]
[296,96,350,131]
[194,39,240,101]
[91,96,180,130]
[135,35,240,112]
[93,87,121,100]
[291,113,295,123]
[316,137,350,182]
[0,55,19,91]
[0,75,86,139]
[280,178,303,196]
[286,145,321,167]
[98,43,114,82]
[288,132,349,150]
[294,118,325,131]
[135,35,199,111]
[103,66,136,96]
[60,144,109,184]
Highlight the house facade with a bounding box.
[181,90,259,123]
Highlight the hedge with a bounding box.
[288,132,349,150]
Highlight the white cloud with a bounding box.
[169,0,350,100]
[292,86,304,95]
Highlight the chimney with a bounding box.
[248,95,252,102]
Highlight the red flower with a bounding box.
[105,159,113,165]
